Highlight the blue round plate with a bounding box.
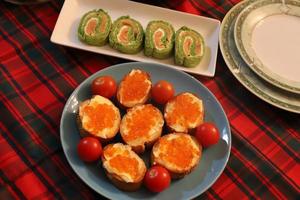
[60,62,231,200]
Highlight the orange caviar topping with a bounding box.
[104,146,117,158]
[82,103,116,134]
[123,105,158,142]
[109,154,140,180]
[159,135,198,169]
[104,146,130,158]
[166,94,201,127]
[121,71,150,102]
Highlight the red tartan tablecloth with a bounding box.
[0,0,299,199]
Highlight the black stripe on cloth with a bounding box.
[3,5,79,90]
[0,64,66,197]
[211,59,300,191]
[194,188,221,200]
[0,63,59,139]
[47,1,134,75]
[0,132,61,199]
[23,4,93,78]
[213,64,299,162]
[223,166,256,199]
[214,57,300,188]
[231,128,299,199]
[0,170,26,200]
[216,79,299,191]
[208,188,222,200]
[0,10,66,106]
[190,0,225,19]
[0,8,67,135]
[49,0,63,12]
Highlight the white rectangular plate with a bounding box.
[50,0,220,76]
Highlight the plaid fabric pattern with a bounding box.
[0,0,299,199]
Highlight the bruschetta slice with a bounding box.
[77,95,121,142]
[164,92,204,133]
[102,143,147,191]
[120,104,164,153]
[117,69,152,108]
[151,133,202,179]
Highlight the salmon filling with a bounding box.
[153,29,165,49]
[166,94,201,127]
[123,105,158,142]
[180,32,202,56]
[117,25,130,44]
[121,71,150,102]
[81,103,116,134]
[183,37,193,56]
[121,19,138,35]
[116,19,139,44]
[159,135,199,169]
[85,18,98,35]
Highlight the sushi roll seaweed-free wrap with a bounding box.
[78,9,112,46]
[175,26,205,68]
[144,20,175,59]
[109,16,144,54]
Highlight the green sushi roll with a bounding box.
[175,26,205,68]
[78,9,112,46]
[144,20,175,59]
[109,16,144,54]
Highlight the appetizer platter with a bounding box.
[60,62,231,200]
[50,0,220,76]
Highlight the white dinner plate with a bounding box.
[50,0,220,77]
[234,0,300,94]
[219,0,300,113]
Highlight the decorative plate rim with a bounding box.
[234,0,300,94]
[219,0,300,113]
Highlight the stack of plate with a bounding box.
[219,0,300,113]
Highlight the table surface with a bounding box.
[0,0,299,199]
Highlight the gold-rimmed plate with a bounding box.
[234,0,300,94]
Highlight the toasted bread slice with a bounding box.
[164,92,204,133]
[102,143,147,191]
[151,133,202,179]
[117,69,152,108]
[77,95,121,142]
[120,104,164,153]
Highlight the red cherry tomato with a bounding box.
[144,165,171,193]
[91,76,117,99]
[77,137,102,162]
[151,80,175,104]
[195,122,220,148]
